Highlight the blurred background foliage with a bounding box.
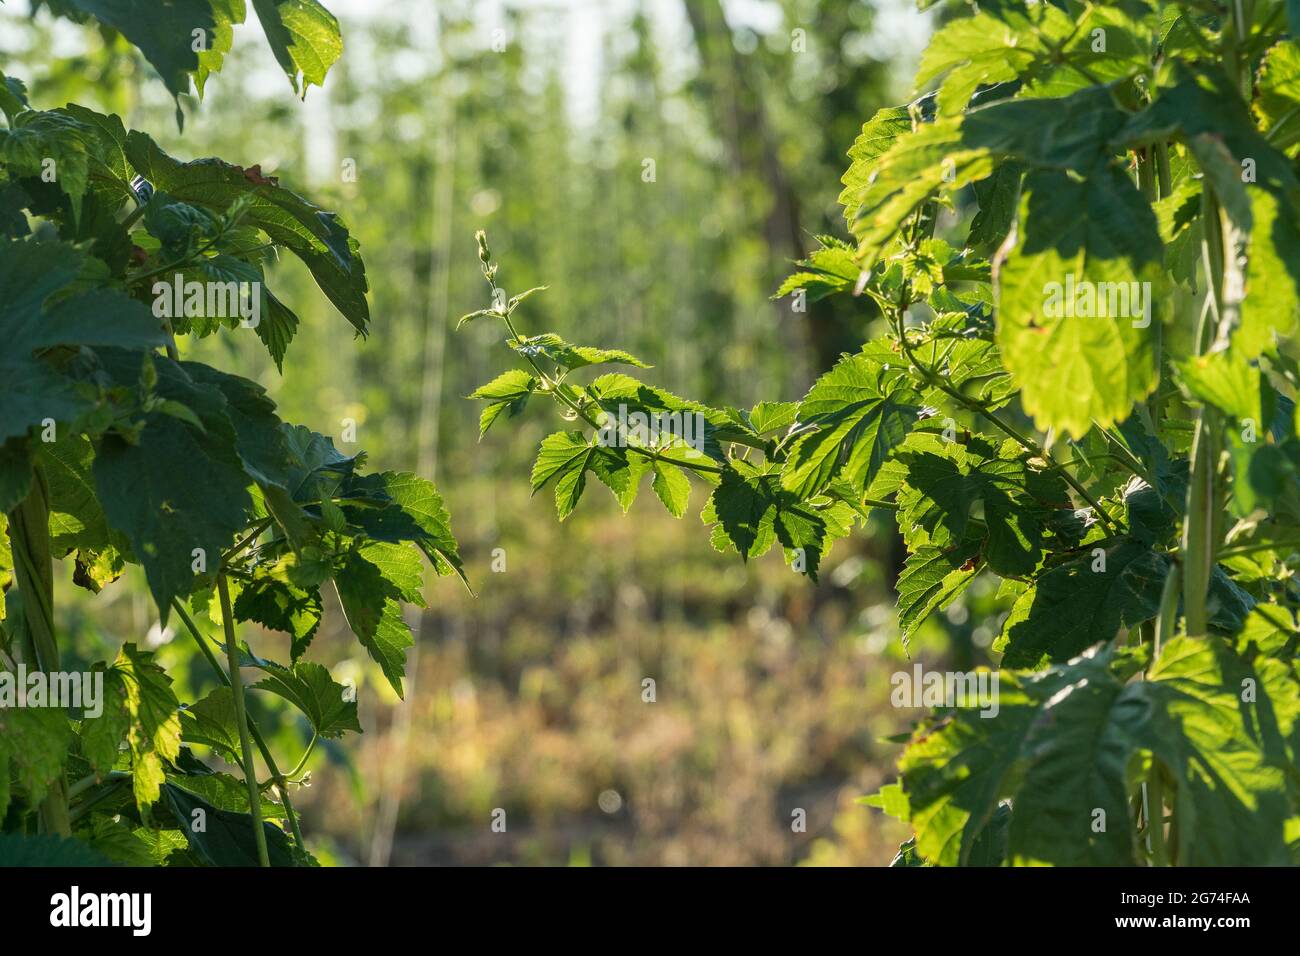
[0,0,1007,866]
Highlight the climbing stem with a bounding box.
[861,496,900,512]
[223,518,273,564]
[499,306,724,476]
[1154,142,1173,199]
[171,598,306,852]
[6,464,71,836]
[285,734,318,781]
[1140,140,1166,441]
[1182,192,1229,637]
[1218,539,1300,560]
[68,777,129,824]
[1182,419,1216,637]
[892,307,1120,534]
[67,769,130,801]
[160,316,180,361]
[120,203,146,231]
[1137,147,1157,200]
[1154,561,1182,660]
[216,574,271,867]
[1148,763,1170,867]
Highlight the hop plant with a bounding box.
[0,2,462,866]
[463,0,1300,867]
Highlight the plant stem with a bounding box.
[160,316,180,361]
[67,770,130,801]
[69,778,129,824]
[861,496,900,511]
[1154,561,1181,659]
[1090,428,1157,486]
[6,464,71,836]
[285,734,318,781]
[1148,763,1170,866]
[1266,102,1300,143]
[1154,142,1173,199]
[1137,148,1157,200]
[1182,192,1229,637]
[120,204,147,231]
[223,518,273,564]
[1218,539,1300,560]
[500,310,725,476]
[893,309,1121,533]
[170,599,306,851]
[217,574,270,867]
[127,233,223,286]
[1182,426,1215,638]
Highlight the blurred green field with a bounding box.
[50,468,1004,865]
[311,482,915,866]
